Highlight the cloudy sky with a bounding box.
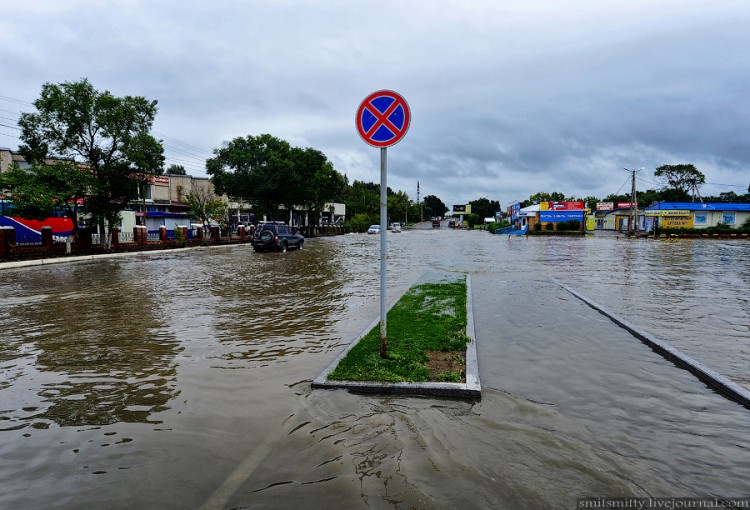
[1,0,748,209]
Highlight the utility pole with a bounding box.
[692,181,703,203]
[417,181,422,222]
[624,167,642,232]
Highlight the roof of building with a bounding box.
[645,202,750,212]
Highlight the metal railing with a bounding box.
[119,231,135,243]
[15,233,42,246]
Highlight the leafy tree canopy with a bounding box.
[387,190,411,224]
[17,79,164,244]
[468,197,500,220]
[206,133,345,219]
[167,164,187,175]
[423,194,448,217]
[527,191,568,205]
[654,164,705,197]
[184,181,227,231]
[0,161,91,234]
[583,196,599,209]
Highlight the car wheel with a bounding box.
[298,240,303,250]
[280,242,288,253]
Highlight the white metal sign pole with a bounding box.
[379,146,388,358]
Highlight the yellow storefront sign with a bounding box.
[662,216,694,229]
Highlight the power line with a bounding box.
[162,144,209,161]
[613,174,632,196]
[154,131,211,155]
[0,94,33,107]
[704,181,747,189]
[163,155,204,166]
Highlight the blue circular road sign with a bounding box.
[356,90,411,148]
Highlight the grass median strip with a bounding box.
[327,278,469,383]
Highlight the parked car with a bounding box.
[251,222,304,252]
[390,222,402,233]
[432,219,441,228]
[448,220,456,229]
[367,225,381,234]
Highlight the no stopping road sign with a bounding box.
[356,90,411,147]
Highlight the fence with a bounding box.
[1,224,345,261]
[15,232,43,246]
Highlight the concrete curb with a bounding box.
[312,275,481,399]
[0,243,244,271]
[554,278,750,408]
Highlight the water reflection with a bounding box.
[193,242,347,367]
[0,231,749,509]
[559,237,750,389]
[0,261,180,428]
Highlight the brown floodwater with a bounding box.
[1,230,749,509]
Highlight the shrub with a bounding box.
[556,220,581,231]
[466,214,480,228]
[534,223,542,231]
[487,220,510,232]
[545,222,555,231]
[174,228,187,247]
[345,213,377,233]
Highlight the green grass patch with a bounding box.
[327,278,469,383]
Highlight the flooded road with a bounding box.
[1,230,749,509]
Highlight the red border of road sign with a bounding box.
[356,90,411,148]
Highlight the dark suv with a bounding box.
[252,223,304,252]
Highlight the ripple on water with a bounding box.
[1,232,750,509]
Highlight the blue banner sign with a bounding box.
[540,210,584,222]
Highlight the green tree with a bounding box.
[604,193,633,208]
[583,196,599,210]
[387,190,411,224]
[423,194,448,218]
[290,147,346,224]
[340,181,380,231]
[654,164,705,200]
[206,134,344,222]
[18,79,165,247]
[346,212,378,233]
[184,181,227,235]
[0,161,91,236]
[341,180,380,217]
[468,197,500,220]
[167,164,187,175]
[528,191,567,204]
[466,213,480,228]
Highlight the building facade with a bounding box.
[644,202,750,230]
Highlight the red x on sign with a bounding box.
[356,90,411,148]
